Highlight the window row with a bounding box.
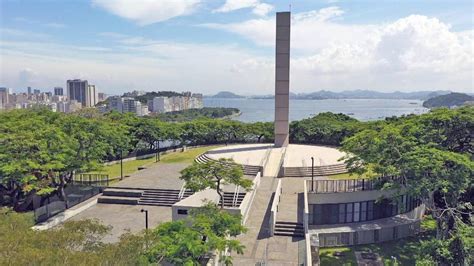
[309,195,421,225]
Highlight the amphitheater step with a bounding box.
[98,196,139,205]
[102,188,142,198]
[274,221,304,237]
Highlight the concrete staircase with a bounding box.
[274,221,304,237]
[97,187,194,207]
[283,163,347,177]
[218,192,246,208]
[195,153,262,176]
[139,189,194,207]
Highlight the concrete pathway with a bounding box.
[114,162,189,190]
[263,148,285,178]
[277,178,304,223]
[233,176,303,265]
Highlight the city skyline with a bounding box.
[1,0,473,94]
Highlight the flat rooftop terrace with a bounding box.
[205,143,347,168]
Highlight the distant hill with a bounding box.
[290,90,452,100]
[243,90,452,100]
[210,91,245,98]
[422,92,474,108]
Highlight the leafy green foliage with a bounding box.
[180,159,252,208]
[146,203,246,265]
[0,208,148,265]
[342,106,474,265]
[290,112,363,146]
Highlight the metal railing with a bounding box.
[232,185,241,207]
[178,182,187,200]
[73,174,111,187]
[307,176,402,193]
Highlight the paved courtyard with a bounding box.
[113,162,190,190]
[72,204,171,243]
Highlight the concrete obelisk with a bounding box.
[274,12,290,147]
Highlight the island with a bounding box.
[422,92,474,108]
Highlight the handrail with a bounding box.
[232,185,241,207]
[178,182,187,200]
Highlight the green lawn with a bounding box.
[319,216,436,266]
[326,172,368,180]
[160,145,221,164]
[327,165,377,180]
[81,145,221,179]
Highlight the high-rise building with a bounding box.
[33,89,40,94]
[27,87,32,95]
[0,87,10,109]
[54,87,64,96]
[67,79,98,107]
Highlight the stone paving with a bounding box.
[113,162,190,190]
[277,178,304,223]
[233,177,304,265]
[72,204,171,243]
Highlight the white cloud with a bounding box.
[252,3,273,16]
[213,0,273,16]
[204,8,473,91]
[1,7,472,94]
[44,23,67,29]
[92,0,201,25]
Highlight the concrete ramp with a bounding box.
[263,148,286,177]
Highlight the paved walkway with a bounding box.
[233,177,303,265]
[72,204,171,243]
[114,162,189,190]
[263,148,285,177]
[277,178,304,223]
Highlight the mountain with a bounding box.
[210,91,245,98]
[245,90,452,100]
[422,92,474,108]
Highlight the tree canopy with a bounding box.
[180,159,252,208]
[342,106,474,264]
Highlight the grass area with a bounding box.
[80,145,221,179]
[326,172,368,180]
[327,165,377,180]
[160,145,221,164]
[319,216,436,266]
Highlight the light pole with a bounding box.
[120,149,123,180]
[311,157,314,192]
[141,209,149,249]
[141,209,149,230]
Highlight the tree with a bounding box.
[0,109,131,210]
[290,112,362,146]
[146,203,246,265]
[0,207,149,265]
[180,159,252,209]
[341,106,474,265]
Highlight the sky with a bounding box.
[0,0,473,95]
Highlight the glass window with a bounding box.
[353,202,360,222]
[360,201,367,221]
[329,204,339,224]
[346,203,353,223]
[313,204,323,225]
[367,201,374,220]
[339,203,346,223]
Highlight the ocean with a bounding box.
[203,98,428,122]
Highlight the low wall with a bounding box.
[240,172,261,224]
[269,179,282,236]
[172,171,262,225]
[303,181,314,265]
[313,205,425,247]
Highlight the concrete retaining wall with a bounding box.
[269,179,282,236]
